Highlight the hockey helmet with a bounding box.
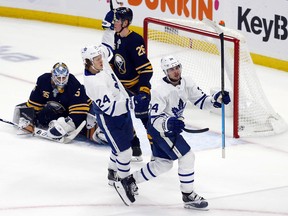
[81,45,102,63]
[160,55,182,75]
[115,7,133,25]
[51,62,69,88]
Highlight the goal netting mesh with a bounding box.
[144,17,287,138]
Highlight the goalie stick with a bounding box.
[0,117,86,144]
[34,120,86,144]
[202,18,226,158]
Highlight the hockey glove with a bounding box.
[47,116,76,139]
[102,10,115,30]
[166,117,185,134]
[37,101,65,126]
[213,91,231,108]
[18,117,34,133]
[134,93,150,119]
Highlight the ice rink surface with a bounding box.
[0,17,288,216]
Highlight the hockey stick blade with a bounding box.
[63,120,86,143]
[183,127,209,133]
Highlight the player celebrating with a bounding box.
[82,45,135,185]
[102,7,153,161]
[114,55,231,210]
[13,62,92,141]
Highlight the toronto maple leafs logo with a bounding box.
[171,99,186,118]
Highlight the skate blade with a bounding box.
[184,203,209,211]
[108,180,115,186]
[114,182,132,206]
[131,156,143,162]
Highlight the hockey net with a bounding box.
[143,17,287,138]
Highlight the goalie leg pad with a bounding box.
[13,103,35,133]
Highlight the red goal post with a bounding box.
[143,17,287,138]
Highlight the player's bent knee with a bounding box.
[178,150,195,168]
[154,157,173,173]
[117,147,132,163]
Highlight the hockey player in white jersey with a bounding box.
[81,45,135,186]
[114,55,231,209]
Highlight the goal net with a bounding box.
[143,17,287,138]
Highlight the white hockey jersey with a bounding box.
[83,60,131,117]
[149,76,215,133]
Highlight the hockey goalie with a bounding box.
[12,62,107,144]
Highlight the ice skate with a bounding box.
[182,191,209,210]
[131,145,143,162]
[108,169,117,186]
[114,174,138,206]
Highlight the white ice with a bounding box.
[0,17,288,216]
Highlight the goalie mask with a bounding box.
[51,62,69,90]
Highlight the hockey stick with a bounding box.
[109,0,123,10]
[175,117,209,133]
[0,117,85,144]
[0,118,17,127]
[183,127,209,133]
[202,18,226,158]
[109,0,114,10]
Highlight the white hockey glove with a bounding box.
[47,116,76,139]
[99,44,113,62]
[18,117,34,133]
[18,117,31,129]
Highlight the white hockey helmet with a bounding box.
[160,55,182,75]
[51,62,69,88]
[81,45,102,63]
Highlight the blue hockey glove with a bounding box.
[166,117,185,134]
[102,10,115,30]
[134,93,150,119]
[213,91,231,108]
[37,101,65,126]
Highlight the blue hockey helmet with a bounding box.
[51,62,69,89]
[115,7,133,25]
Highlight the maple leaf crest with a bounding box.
[171,99,186,118]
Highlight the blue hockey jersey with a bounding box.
[27,73,91,127]
[112,30,153,95]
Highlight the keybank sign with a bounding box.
[238,7,287,42]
